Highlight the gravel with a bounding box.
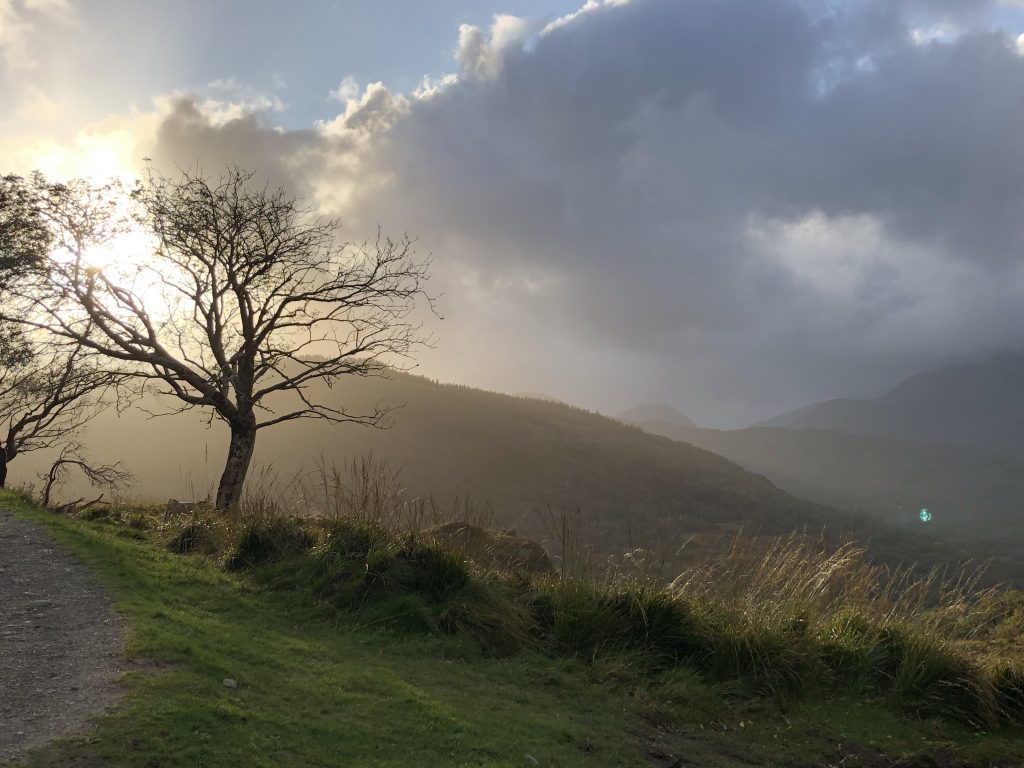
[0,508,125,765]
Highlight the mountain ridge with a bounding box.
[757,351,1024,454]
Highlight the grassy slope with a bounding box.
[6,492,1024,768]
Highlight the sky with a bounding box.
[3,0,1024,427]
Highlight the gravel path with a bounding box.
[0,509,125,765]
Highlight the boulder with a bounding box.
[423,522,553,575]
[165,499,204,516]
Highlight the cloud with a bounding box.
[329,75,360,103]
[98,0,1024,424]
[0,0,73,71]
[318,81,409,136]
[456,14,532,81]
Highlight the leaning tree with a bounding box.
[0,176,122,488]
[0,324,121,488]
[0,167,433,510]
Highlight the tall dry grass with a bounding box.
[670,532,997,639]
[237,455,496,534]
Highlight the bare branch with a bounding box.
[40,442,133,508]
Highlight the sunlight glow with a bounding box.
[31,129,140,184]
[79,228,173,321]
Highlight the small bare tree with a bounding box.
[0,323,120,487]
[0,167,434,510]
[40,441,133,509]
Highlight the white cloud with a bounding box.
[413,72,458,100]
[456,14,531,80]
[541,0,631,36]
[909,23,962,45]
[317,81,408,136]
[329,75,360,103]
[194,94,284,127]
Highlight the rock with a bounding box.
[423,522,553,575]
[222,678,237,689]
[166,499,206,516]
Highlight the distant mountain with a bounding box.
[13,372,961,574]
[619,403,696,428]
[631,419,1024,564]
[758,352,1024,454]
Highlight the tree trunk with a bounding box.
[0,448,7,489]
[215,424,257,512]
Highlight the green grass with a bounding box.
[5,491,1024,768]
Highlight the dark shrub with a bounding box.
[226,515,314,571]
[541,581,700,670]
[273,517,470,608]
[166,517,218,555]
[438,582,534,657]
[993,664,1024,718]
[321,517,380,562]
[699,615,811,697]
[387,540,470,601]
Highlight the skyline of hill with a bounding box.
[618,403,696,428]
[758,351,1024,455]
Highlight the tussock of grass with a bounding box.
[224,514,314,571]
[534,580,701,669]
[261,517,470,609]
[164,516,220,555]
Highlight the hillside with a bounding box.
[617,403,696,428]
[12,371,961,572]
[628,419,1024,567]
[759,351,1024,454]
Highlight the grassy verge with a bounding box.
[4,490,1023,768]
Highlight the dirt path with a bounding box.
[0,509,125,765]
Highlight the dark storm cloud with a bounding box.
[144,0,1024,425]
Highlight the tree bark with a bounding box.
[0,448,7,488]
[215,423,257,512]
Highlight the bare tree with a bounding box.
[0,324,120,487]
[0,167,434,510]
[40,441,132,509]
